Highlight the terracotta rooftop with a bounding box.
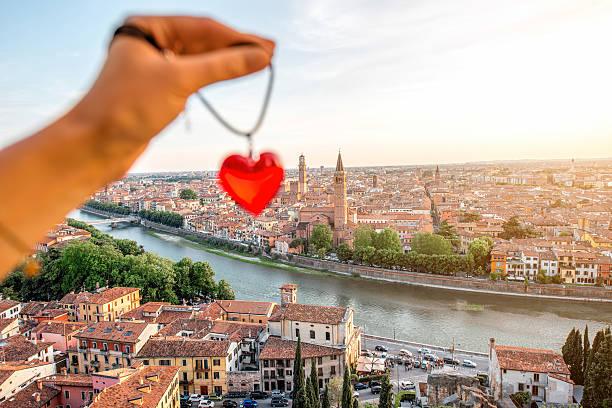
[42,373,93,387]
[494,345,570,375]
[215,300,275,316]
[136,337,232,358]
[19,302,48,317]
[76,287,140,305]
[1,381,60,408]
[0,299,19,314]
[0,335,54,361]
[34,321,88,335]
[75,321,149,343]
[276,303,348,325]
[89,365,180,408]
[0,318,16,332]
[259,336,343,360]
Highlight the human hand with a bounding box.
[70,15,275,163]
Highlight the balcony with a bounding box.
[195,366,210,372]
[180,379,194,385]
[90,360,99,367]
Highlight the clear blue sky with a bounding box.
[1,1,611,171]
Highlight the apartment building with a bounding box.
[0,360,56,403]
[75,287,141,322]
[71,321,157,374]
[136,337,238,396]
[89,365,180,408]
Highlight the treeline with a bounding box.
[139,209,183,228]
[562,325,612,407]
[350,249,472,275]
[0,219,234,304]
[85,200,130,215]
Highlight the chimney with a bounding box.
[35,392,41,402]
[37,380,43,390]
[489,337,495,360]
[139,377,144,385]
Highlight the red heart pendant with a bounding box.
[218,152,284,215]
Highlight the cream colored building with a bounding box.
[0,360,56,403]
[75,287,141,322]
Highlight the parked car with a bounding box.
[399,380,415,390]
[209,394,223,401]
[417,347,431,355]
[180,395,191,408]
[423,353,435,361]
[443,357,460,365]
[361,350,373,357]
[271,397,290,407]
[223,400,238,408]
[374,345,388,352]
[462,360,477,368]
[199,401,215,408]
[250,391,268,400]
[354,382,367,390]
[369,380,381,388]
[189,394,203,403]
[413,359,421,367]
[420,361,427,369]
[271,390,285,399]
[227,392,248,399]
[242,400,258,408]
[353,391,360,398]
[371,385,382,394]
[398,349,413,358]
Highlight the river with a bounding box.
[70,209,612,353]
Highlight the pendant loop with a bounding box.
[196,64,274,140]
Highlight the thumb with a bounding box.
[175,46,272,94]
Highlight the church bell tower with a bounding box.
[334,151,348,231]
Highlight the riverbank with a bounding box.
[79,206,612,304]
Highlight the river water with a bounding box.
[69,210,612,353]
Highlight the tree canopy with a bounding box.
[354,225,402,252]
[435,220,459,250]
[468,237,494,272]
[311,224,333,252]
[0,219,234,304]
[179,188,198,200]
[139,209,184,228]
[411,232,453,255]
[499,216,539,240]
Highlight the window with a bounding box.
[325,332,330,341]
[295,328,300,337]
[182,359,187,366]
[92,341,97,349]
[82,391,86,400]
[103,343,108,351]
[310,330,316,339]
[214,372,220,379]
[534,373,539,382]
[114,344,119,351]
[318,357,322,365]
[196,372,202,379]
[126,346,131,353]
[159,359,171,366]
[183,372,188,381]
[330,366,336,375]
[213,359,221,366]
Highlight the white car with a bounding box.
[400,380,415,390]
[353,391,360,398]
[418,347,431,354]
[271,390,285,398]
[199,400,215,408]
[189,394,202,402]
[398,349,413,358]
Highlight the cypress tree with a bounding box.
[582,332,612,408]
[562,328,583,385]
[341,366,352,408]
[586,329,604,377]
[378,374,394,408]
[293,336,308,408]
[310,358,320,408]
[306,377,315,408]
[322,385,330,408]
[352,398,359,408]
[583,325,590,381]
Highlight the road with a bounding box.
[357,336,489,403]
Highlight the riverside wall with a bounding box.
[290,256,612,303]
[78,207,612,303]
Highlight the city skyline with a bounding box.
[2,1,612,172]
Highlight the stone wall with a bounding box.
[291,256,612,302]
[427,373,480,406]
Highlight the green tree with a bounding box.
[290,238,307,252]
[373,228,402,252]
[436,220,459,250]
[312,224,333,251]
[317,248,327,259]
[322,385,330,408]
[353,225,376,249]
[459,212,481,222]
[293,337,308,408]
[337,243,353,262]
[499,216,539,240]
[327,377,343,408]
[352,399,358,408]
[582,331,612,408]
[307,377,316,408]
[378,374,393,408]
[468,237,494,272]
[310,358,320,408]
[341,366,352,408]
[583,325,591,382]
[562,328,583,385]
[179,188,198,200]
[411,233,452,255]
[216,279,235,300]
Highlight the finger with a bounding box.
[174,45,272,94]
[125,15,274,56]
